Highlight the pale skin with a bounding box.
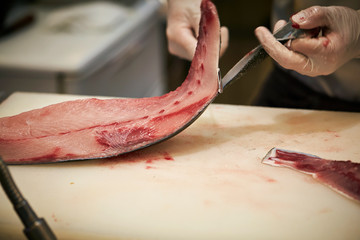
[166,1,360,77]
[166,0,229,60]
[255,6,360,77]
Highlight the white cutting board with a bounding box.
[0,92,359,240]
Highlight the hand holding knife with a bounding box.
[219,21,317,92]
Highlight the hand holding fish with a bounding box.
[255,6,360,77]
[166,0,228,60]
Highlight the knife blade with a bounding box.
[219,21,309,92]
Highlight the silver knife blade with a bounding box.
[220,21,308,92]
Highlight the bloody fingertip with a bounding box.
[291,22,300,29]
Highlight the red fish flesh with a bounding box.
[263,148,360,202]
[0,0,220,164]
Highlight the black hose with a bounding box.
[0,156,57,240]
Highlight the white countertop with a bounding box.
[0,92,359,239]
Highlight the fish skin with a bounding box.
[263,148,360,203]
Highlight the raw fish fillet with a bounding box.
[263,148,360,202]
[0,0,220,164]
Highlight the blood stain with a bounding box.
[323,39,330,47]
[318,208,332,214]
[291,22,300,29]
[164,152,174,161]
[52,214,59,223]
[246,49,255,56]
[266,178,277,183]
[99,151,174,169]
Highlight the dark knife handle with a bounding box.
[222,21,309,90]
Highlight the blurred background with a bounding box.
[0,0,273,105]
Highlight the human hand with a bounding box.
[166,0,229,60]
[255,6,360,77]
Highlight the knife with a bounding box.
[219,21,311,93]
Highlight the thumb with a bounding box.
[220,26,229,57]
[291,6,329,29]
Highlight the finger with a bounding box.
[167,25,197,60]
[255,26,302,64]
[178,28,198,59]
[219,26,229,57]
[255,26,313,74]
[273,20,287,33]
[291,6,329,29]
[192,19,200,38]
[290,36,330,56]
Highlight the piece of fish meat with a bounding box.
[263,148,360,202]
[0,0,220,164]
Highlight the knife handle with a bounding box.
[221,21,314,90]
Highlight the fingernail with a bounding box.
[291,11,306,24]
[291,22,300,29]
